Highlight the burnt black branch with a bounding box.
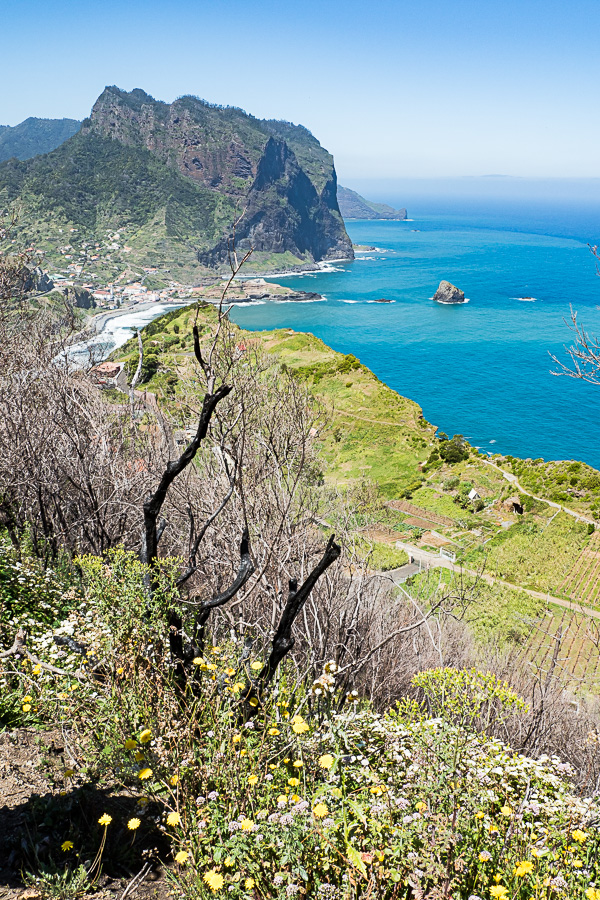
[259,534,340,686]
[141,385,231,571]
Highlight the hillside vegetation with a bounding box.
[0,117,81,162]
[0,87,352,282]
[2,297,600,898]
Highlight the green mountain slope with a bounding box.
[0,87,352,278]
[0,117,81,163]
[337,184,407,220]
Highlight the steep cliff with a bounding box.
[199,137,351,266]
[0,87,352,275]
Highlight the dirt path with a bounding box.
[481,458,595,525]
[387,540,600,621]
[332,408,408,427]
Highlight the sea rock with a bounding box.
[433,280,465,304]
[240,290,322,303]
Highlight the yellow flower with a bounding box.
[23,695,32,702]
[268,727,280,736]
[240,749,247,757]
[98,813,112,826]
[233,734,242,743]
[292,719,309,735]
[318,754,334,769]
[313,803,328,818]
[134,750,145,762]
[32,665,41,675]
[500,806,512,817]
[203,869,223,890]
[61,840,74,851]
[224,856,234,867]
[176,851,190,865]
[233,682,245,691]
[586,890,600,900]
[241,818,254,831]
[248,774,258,785]
[125,739,137,750]
[22,704,31,712]
[475,811,485,819]
[139,729,152,743]
[245,878,255,889]
[572,829,588,843]
[251,661,262,670]
[138,768,153,780]
[127,818,141,830]
[166,812,181,826]
[415,801,427,812]
[514,860,534,877]
[226,667,236,676]
[117,667,124,674]
[170,774,179,786]
[193,657,204,666]
[291,794,301,802]
[277,795,287,804]
[490,888,508,899]
[249,697,259,707]
[293,760,303,768]
[288,777,300,787]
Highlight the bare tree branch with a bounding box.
[550,304,600,385]
[141,385,231,570]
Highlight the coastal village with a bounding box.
[35,225,324,311]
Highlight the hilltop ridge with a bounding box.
[337,184,407,220]
[0,117,80,163]
[0,87,352,279]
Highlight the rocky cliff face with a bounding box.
[199,138,350,265]
[83,87,352,267]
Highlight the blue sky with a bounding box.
[2,0,599,179]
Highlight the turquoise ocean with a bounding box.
[230,193,600,470]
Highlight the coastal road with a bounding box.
[383,539,600,622]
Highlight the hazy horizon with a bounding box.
[2,0,599,180]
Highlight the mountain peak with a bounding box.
[0,86,352,276]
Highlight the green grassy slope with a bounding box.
[111,304,600,613]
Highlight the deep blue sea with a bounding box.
[230,191,600,469]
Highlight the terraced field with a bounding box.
[561,531,600,608]
[517,607,600,689]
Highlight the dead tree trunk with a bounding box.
[258,534,341,687]
[140,385,231,574]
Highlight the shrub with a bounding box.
[438,435,470,464]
